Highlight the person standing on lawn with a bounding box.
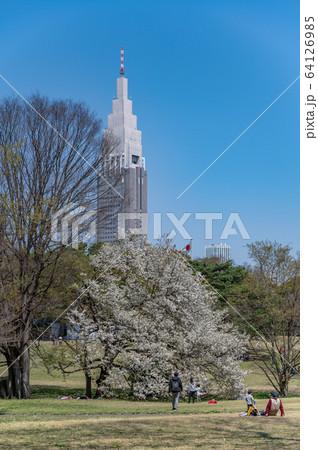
[196,384,202,403]
[169,372,183,411]
[265,391,285,416]
[245,389,255,411]
[188,378,196,403]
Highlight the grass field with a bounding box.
[243,361,300,394]
[27,343,300,397]
[0,399,300,449]
[0,347,300,448]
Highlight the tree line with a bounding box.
[0,95,299,399]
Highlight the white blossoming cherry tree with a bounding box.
[68,237,247,399]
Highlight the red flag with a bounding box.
[182,240,192,253]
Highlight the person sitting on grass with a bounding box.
[265,391,285,417]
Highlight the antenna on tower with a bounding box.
[120,47,125,76]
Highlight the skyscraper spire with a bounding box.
[97,47,147,243]
[120,46,124,76]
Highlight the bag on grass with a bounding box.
[247,406,258,416]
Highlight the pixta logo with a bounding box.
[51,203,96,248]
[118,212,250,240]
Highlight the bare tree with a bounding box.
[33,337,98,398]
[0,94,118,398]
[229,241,300,396]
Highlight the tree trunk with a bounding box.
[94,367,108,398]
[85,371,92,398]
[20,344,31,398]
[5,343,31,399]
[0,377,10,398]
[279,372,289,397]
[279,381,289,397]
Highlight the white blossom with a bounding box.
[68,237,247,399]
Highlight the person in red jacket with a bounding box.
[265,391,285,416]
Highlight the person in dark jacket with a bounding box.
[169,372,183,410]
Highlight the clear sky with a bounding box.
[0,0,300,264]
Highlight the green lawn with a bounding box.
[0,396,298,417]
[0,345,300,448]
[0,404,300,449]
[27,342,300,397]
[243,361,300,394]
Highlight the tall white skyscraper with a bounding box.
[205,243,231,262]
[97,48,147,242]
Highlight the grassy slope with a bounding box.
[0,407,300,449]
[28,343,300,397]
[0,345,300,448]
[243,361,300,394]
[0,396,298,416]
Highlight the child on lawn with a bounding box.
[196,384,202,403]
[245,389,255,411]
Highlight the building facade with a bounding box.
[97,49,147,242]
[205,243,231,262]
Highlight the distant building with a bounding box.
[97,48,147,242]
[205,243,231,262]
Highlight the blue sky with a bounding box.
[0,0,299,264]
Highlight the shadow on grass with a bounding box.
[257,431,299,443]
[31,385,86,398]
